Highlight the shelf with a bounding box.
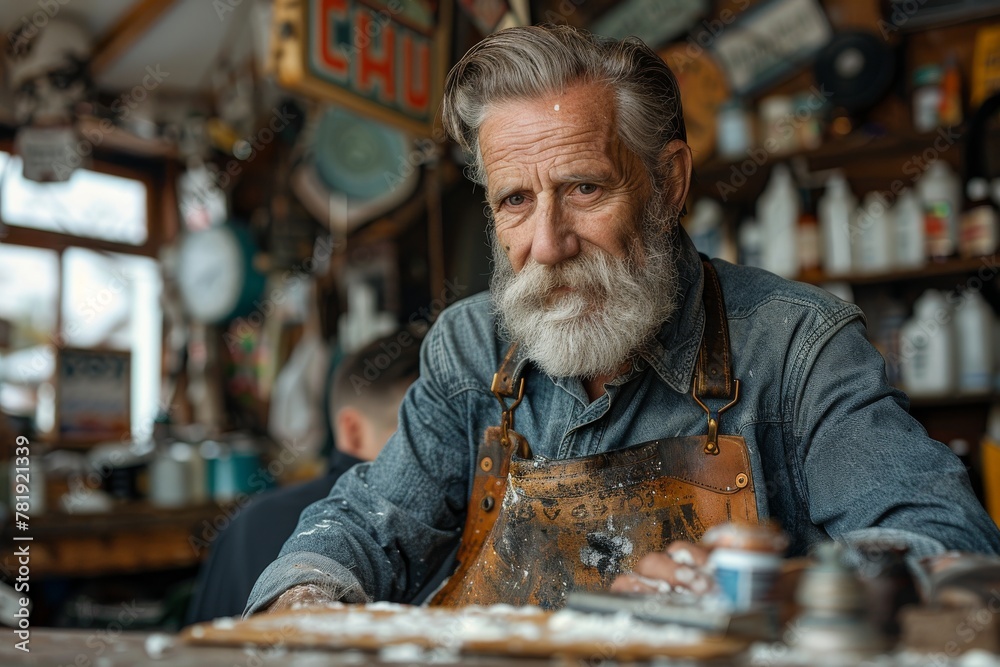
[907,393,997,409]
[696,127,963,183]
[0,502,228,578]
[691,127,967,207]
[796,256,999,286]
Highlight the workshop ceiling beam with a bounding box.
[90,0,180,75]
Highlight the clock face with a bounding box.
[177,226,245,323]
[660,45,730,165]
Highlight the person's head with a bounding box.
[330,332,420,461]
[441,25,693,381]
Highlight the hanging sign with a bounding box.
[271,0,451,136]
[710,0,832,95]
[591,0,707,49]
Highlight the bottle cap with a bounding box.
[968,177,989,202]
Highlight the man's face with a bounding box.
[480,83,650,272]
[482,83,682,380]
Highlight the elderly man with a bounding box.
[245,24,1000,615]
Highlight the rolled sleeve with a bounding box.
[243,306,483,614]
[243,552,368,617]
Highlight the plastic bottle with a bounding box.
[854,192,893,273]
[954,290,994,394]
[912,65,942,133]
[738,218,764,269]
[892,188,926,269]
[687,198,725,258]
[757,164,800,278]
[918,160,961,260]
[960,177,999,258]
[899,289,957,397]
[818,172,856,275]
[716,99,752,161]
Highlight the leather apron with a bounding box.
[431,261,759,609]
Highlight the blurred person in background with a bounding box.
[186,330,420,622]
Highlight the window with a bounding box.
[0,151,148,245]
[0,153,163,443]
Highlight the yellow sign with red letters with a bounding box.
[271,0,451,136]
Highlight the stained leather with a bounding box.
[431,261,758,609]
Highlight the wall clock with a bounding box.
[176,224,266,324]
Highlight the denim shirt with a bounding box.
[245,231,1000,615]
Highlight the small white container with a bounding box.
[892,189,927,269]
[716,100,753,160]
[918,160,961,260]
[738,218,764,269]
[757,164,800,278]
[960,177,999,258]
[709,548,784,611]
[854,192,893,273]
[899,290,957,397]
[955,290,995,394]
[818,172,856,275]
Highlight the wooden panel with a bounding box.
[0,503,228,578]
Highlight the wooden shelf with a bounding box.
[696,128,963,182]
[907,393,997,409]
[797,256,1000,286]
[0,502,228,578]
[691,127,967,207]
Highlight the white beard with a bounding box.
[490,199,680,380]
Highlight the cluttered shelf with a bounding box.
[0,502,227,578]
[796,255,998,286]
[690,127,971,210]
[696,127,964,184]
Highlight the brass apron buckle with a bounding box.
[491,372,526,454]
[692,379,740,456]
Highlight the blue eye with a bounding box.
[506,194,525,206]
[578,183,598,195]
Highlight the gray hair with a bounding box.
[441,24,687,190]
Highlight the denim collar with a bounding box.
[637,229,705,396]
[503,229,706,398]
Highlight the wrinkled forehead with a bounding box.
[477,84,639,180]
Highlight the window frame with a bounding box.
[0,138,177,258]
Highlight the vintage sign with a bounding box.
[56,348,131,444]
[710,0,832,95]
[271,0,451,136]
[591,0,707,50]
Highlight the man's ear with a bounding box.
[659,139,693,215]
[334,407,365,457]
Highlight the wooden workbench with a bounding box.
[0,629,734,666]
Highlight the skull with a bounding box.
[5,16,92,126]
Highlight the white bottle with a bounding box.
[892,188,926,269]
[917,160,961,260]
[818,172,856,275]
[854,192,893,273]
[955,290,995,394]
[757,164,799,278]
[738,217,764,269]
[686,198,725,258]
[899,290,957,397]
